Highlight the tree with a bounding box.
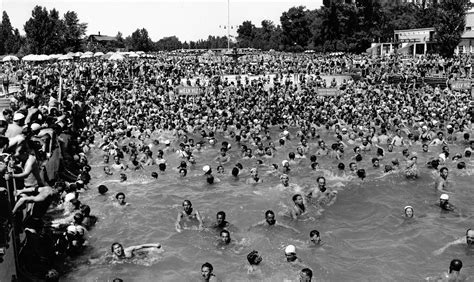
[24,6,51,54]
[434,0,471,57]
[280,6,312,50]
[127,28,153,51]
[63,11,87,52]
[155,36,182,51]
[237,21,256,48]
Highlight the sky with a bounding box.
[1,0,323,42]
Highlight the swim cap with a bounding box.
[404,206,413,211]
[164,140,170,145]
[282,160,289,166]
[440,194,449,200]
[67,225,77,235]
[280,174,288,180]
[450,259,463,272]
[285,245,296,254]
[283,130,289,136]
[439,153,446,162]
[202,165,211,173]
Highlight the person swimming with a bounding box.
[291,194,306,220]
[404,206,414,218]
[111,242,161,260]
[200,262,217,282]
[212,211,230,229]
[246,250,263,274]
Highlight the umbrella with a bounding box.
[58,54,73,60]
[109,53,124,61]
[2,55,19,62]
[94,52,104,57]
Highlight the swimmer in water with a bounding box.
[111,242,161,260]
[276,174,303,193]
[212,211,230,230]
[299,268,313,282]
[246,250,263,274]
[246,168,262,184]
[404,206,414,218]
[433,229,474,255]
[309,230,322,246]
[251,210,300,233]
[217,230,231,246]
[175,200,204,232]
[307,176,337,207]
[404,156,418,179]
[435,167,451,194]
[115,192,129,206]
[426,259,466,281]
[438,194,455,212]
[291,194,307,220]
[201,262,217,282]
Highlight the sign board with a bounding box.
[316,88,339,97]
[177,86,202,96]
[450,80,472,91]
[0,98,10,111]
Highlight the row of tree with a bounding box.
[0,1,471,57]
[235,0,472,56]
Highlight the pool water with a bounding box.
[62,129,474,281]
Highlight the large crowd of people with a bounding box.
[0,50,472,281]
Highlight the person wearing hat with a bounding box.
[404,206,414,218]
[246,167,262,184]
[5,112,25,138]
[284,245,305,266]
[438,194,455,212]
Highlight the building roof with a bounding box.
[89,35,117,42]
[462,30,474,39]
[394,27,435,33]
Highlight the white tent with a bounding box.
[80,53,93,59]
[58,54,73,60]
[36,54,50,61]
[2,55,19,62]
[93,52,104,57]
[22,54,38,61]
[128,52,139,58]
[48,54,61,60]
[73,52,83,57]
[109,53,124,61]
[83,51,93,56]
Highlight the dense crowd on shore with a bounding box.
[0,51,472,281]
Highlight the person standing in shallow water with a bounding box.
[175,200,204,232]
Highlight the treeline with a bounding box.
[0,1,471,57]
[235,0,471,56]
